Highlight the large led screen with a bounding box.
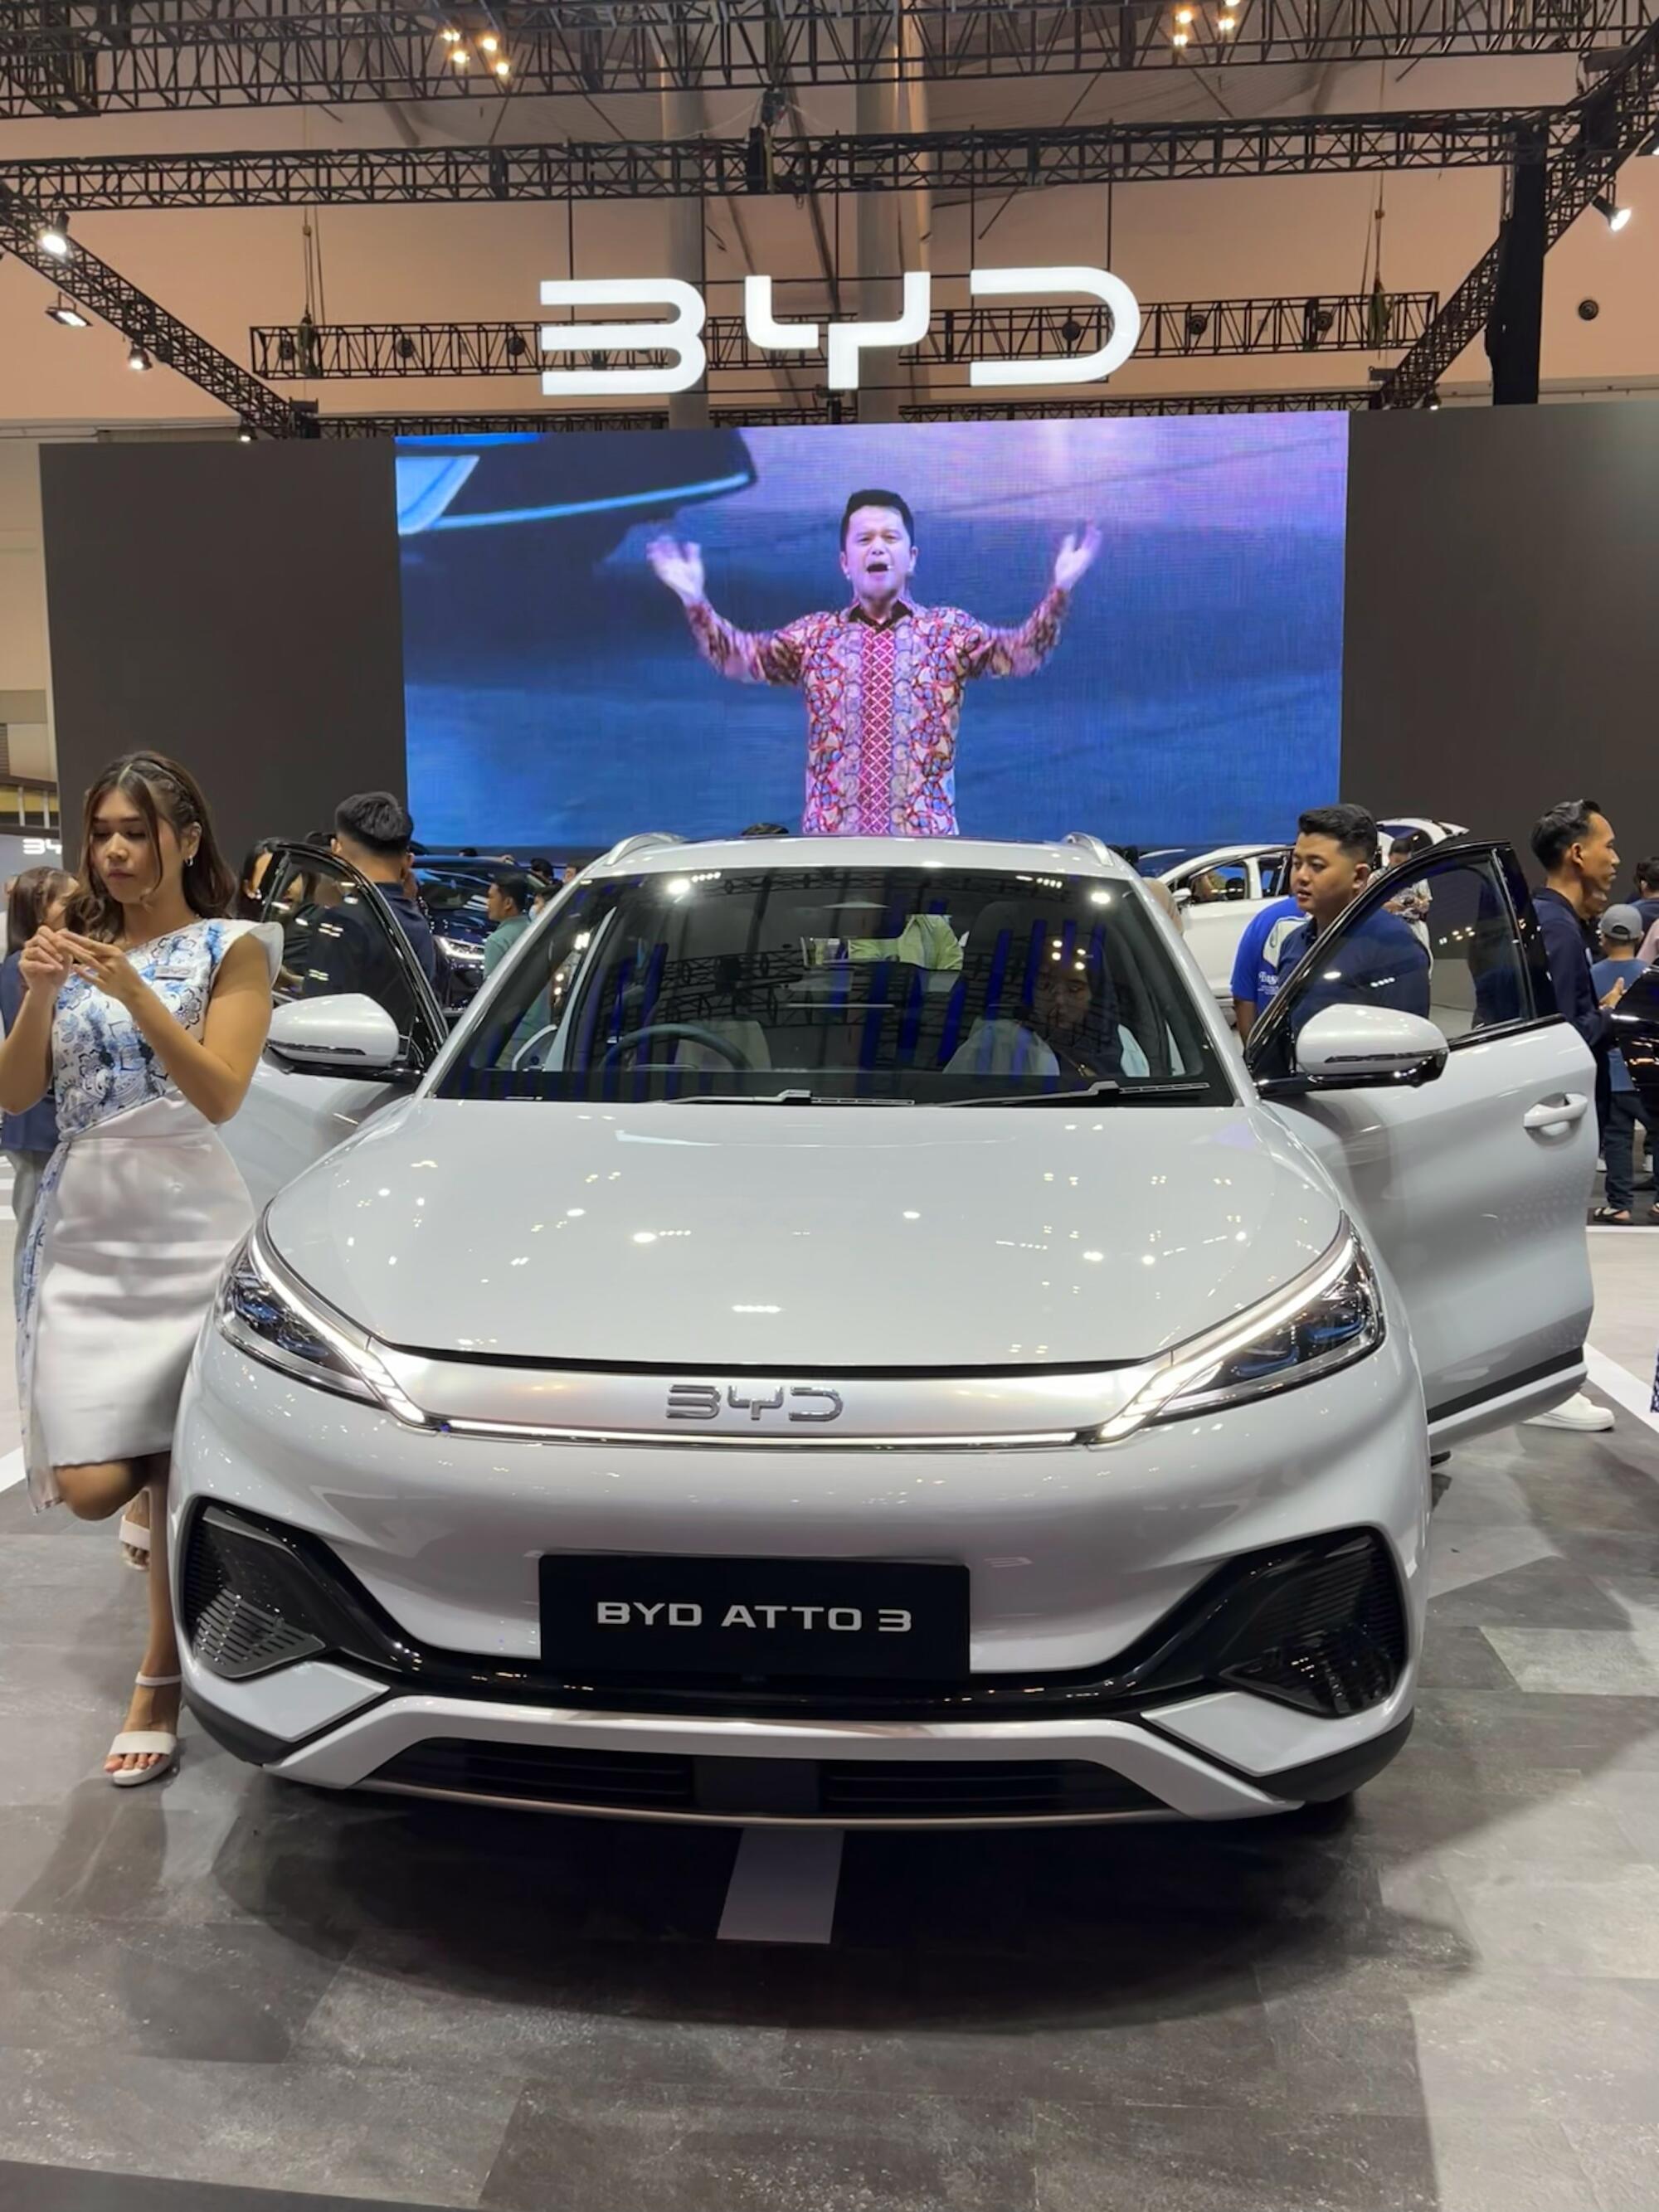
[397,417,1347,851]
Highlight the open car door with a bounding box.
[224,843,447,1210]
[1246,838,1596,1446]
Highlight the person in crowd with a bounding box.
[0,865,75,1301]
[0,752,277,1783]
[1275,804,1429,1033]
[1385,828,1436,950]
[648,491,1101,837]
[1525,798,1623,1432]
[1589,904,1654,1226]
[236,837,280,921]
[332,792,438,985]
[947,942,1121,1083]
[1630,856,1659,938]
[741,824,791,839]
[1230,887,1303,1041]
[483,868,535,978]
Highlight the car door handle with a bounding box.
[1523,1093,1591,1132]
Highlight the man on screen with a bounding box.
[646,490,1101,838]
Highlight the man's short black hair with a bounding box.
[1297,803,1379,865]
[493,868,534,915]
[1636,855,1659,892]
[335,791,414,858]
[840,489,915,545]
[1531,799,1604,873]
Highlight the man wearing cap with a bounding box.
[1591,903,1655,1224]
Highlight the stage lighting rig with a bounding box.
[36,213,69,257]
[127,339,153,372]
[1593,189,1632,227]
[44,297,88,328]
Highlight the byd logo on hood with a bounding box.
[540,267,1141,396]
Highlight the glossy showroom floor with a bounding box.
[1,1225,1657,2212]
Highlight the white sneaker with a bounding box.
[1525,1391,1615,1433]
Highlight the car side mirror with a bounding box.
[267,994,405,1076]
[1292,1004,1449,1089]
[1172,886,1192,911]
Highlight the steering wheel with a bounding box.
[602,1022,753,1070]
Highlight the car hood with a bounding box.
[263,1099,1343,1370]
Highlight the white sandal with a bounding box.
[118,1507,151,1571]
[106,1671,181,1788]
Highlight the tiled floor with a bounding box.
[1,1240,1656,2212]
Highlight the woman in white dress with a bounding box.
[0,753,277,1787]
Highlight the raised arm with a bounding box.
[54,929,274,1126]
[645,535,807,686]
[956,525,1102,680]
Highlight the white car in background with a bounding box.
[171,826,1592,1832]
[1146,823,1468,1007]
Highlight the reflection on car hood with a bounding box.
[263,1099,1343,1369]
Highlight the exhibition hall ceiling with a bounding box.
[0,34,1652,426]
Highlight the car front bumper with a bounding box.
[171,1320,1430,1826]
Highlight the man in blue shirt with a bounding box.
[332,791,439,987]
[1230,892,1303,1042]
[1590,903,1652,1223]
[1525,798,1622,1432]
[1275,804,1430,1033]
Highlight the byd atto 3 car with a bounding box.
[173,831,1595,1828]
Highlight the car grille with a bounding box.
[370,1739,1165,1823]
[1217,1531,1408,1718]
[182,1511,326,1680]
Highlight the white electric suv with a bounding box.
[174,829,1594,1828]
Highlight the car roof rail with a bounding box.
[596,831,686,867]
[1062,832,1118,867]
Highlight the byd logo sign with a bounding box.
[539,266,1141,396]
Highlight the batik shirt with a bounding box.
[686,591,1069,837]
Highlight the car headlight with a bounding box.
[1091,1225,1383,1442]
[436,935,485,966]
[216,1223,431,1427]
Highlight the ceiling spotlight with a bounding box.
[440,23,460,40]
[450,44,469,66]
[36,216,71,258]
[237,423,255,443]
[494,56,510,75]
[44,297,90,328]
[127,340,153,372]
[1175,5,1194,18]
[1218,9,1238,26]
[1593,191,1632,231]
[1425,389,1442,411]
[1172,27,1190,44]
[478,31,499,51]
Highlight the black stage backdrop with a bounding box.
[41,440,406,871]
[38,407,1659,883]
[1343,401,1659,877]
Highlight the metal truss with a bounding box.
[1379,16,1659,403]
[253,290,1435,380]
[0,183,305,436]
[314,390,1373,434]
[0,105,1569,212]
[1,2,1651,119]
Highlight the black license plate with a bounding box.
[540,1553,969,1680]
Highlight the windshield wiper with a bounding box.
[945,1079,1214,1108]
[679,1090,916,1106]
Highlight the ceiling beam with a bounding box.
[0,1,1649,116]
[251,291,1438,378]
[1376,17,1659,404]
[0,104,1564,209]
[0,184,309,436]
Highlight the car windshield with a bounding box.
[438,863,1233,1106]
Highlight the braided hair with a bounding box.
[66,751,236,942]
